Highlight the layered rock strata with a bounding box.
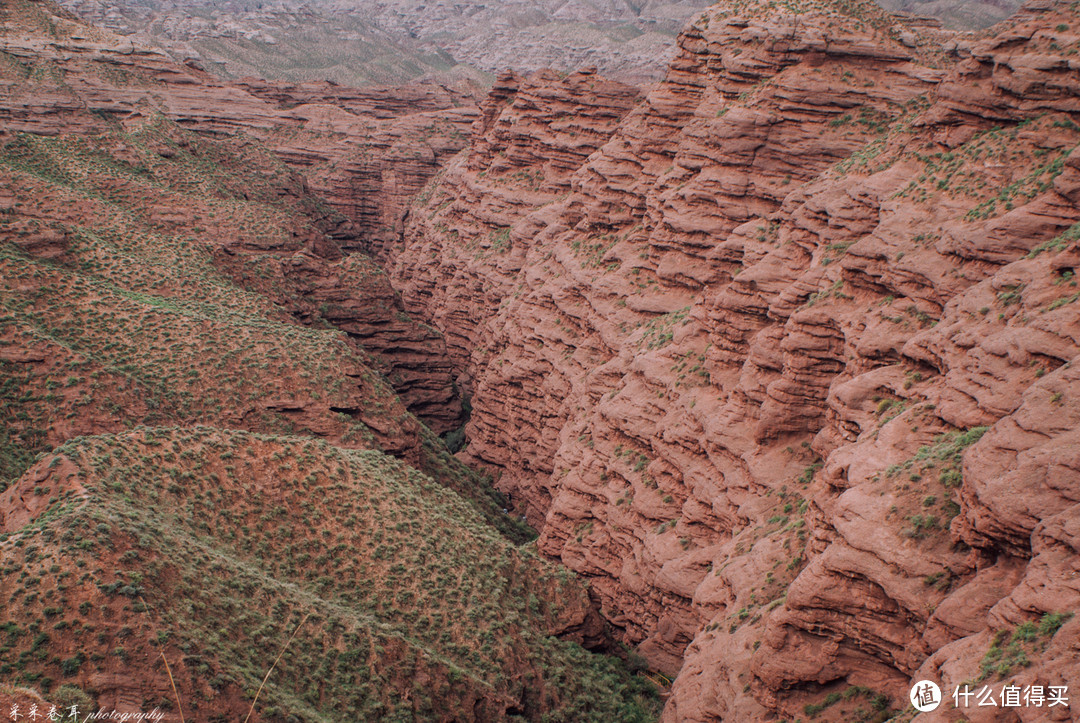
[394,0,1080,719]
[393,67,644,387]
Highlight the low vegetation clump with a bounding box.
[638,306,691,349]
[803,684,895,722]
[893,117,1080,220]
[877,422,989,546]
[978,612,1074,680]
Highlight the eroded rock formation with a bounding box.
[393,0,1080,719]
[2,7,660,718]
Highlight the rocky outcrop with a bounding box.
[392,67,643,386]
[269,250,464,432]
[394,0,1080,719]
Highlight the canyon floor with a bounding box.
[2,0,1080,722]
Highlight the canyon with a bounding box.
[2,0,1080,721]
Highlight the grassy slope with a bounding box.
[0,118,399,485]
[0,428,658,721]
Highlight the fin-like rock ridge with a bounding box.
[392,0,1080,719]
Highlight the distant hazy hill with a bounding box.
[57,0,483,87]
[58,0,717,86]
[875,0,1023,28]
[56,0,1027,88]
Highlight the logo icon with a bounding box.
[910,680,942,712]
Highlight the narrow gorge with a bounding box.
[1,0,1079,721]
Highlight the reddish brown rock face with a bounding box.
[392,68,645,389]
[394,0,1080,719]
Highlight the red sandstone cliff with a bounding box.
[392,67,645,388]
[394,0,1080,719]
